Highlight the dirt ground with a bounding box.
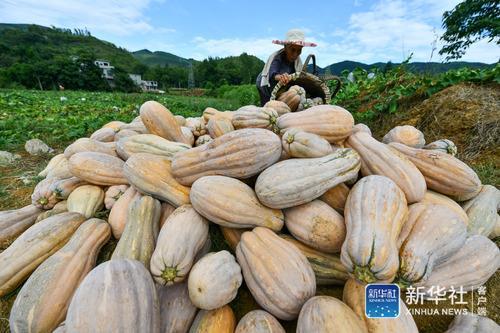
[0,82,499,332]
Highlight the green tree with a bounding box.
[440,0,500,60]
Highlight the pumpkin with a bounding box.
[232,105,279,133]
[116,134,190,160]
[104,184,129,209]
[389,142,481,201]
[160,202,176,228]
[45,155,73,179]
[282,128,333,158]
[175,115,187,126]
[207,117,234,138]
[34,201,68,223]
[346,131,426,203]
[284,200,345,253]
[382,125,425,148]
[220,227,246,251]
[114,129,139,141]
[255,149,360,209]
[64,138,118,158]
[112,194,161,268]
[341,175,408,283]
[265,100,291,116]
[9,218,110,333]
[195,134,213,146]
[420,190,469,225]
[65,259,160,333]
[352,123,372,135]
[236,227,316,320]
[277,105,354,143]
[120,120,149,134]
[189,305,236,333]
[188,250,242,310]
[68,152,128,186]
[190,176,284,231]
[423,139,457,156]
[102,120,126,131]
[296,296,368,333]
[0,212,85,297]
[172,128,282,186]
[462,185,500,236]
[50,177,88,200]
[157,282,198,333]
[182,126,196,146]
[67,185,105,218]
[416,235,500,295]
[31,177,61,209]
[396,203,467,287]
[491,215,500,239]
[342,279,418,333]
[108,186,139,239]
[0,205,42,246]
[280,235,349,285]
[235,310,285,333]
[202,107,233,123]
[444,314,500,332]
[124,153,190,207]
[90,127,115,142]
[319,183,350,214]
[186,117,207,137]
[140,100,189,144]
[38,154,66,178]
[150,205,209,285]
[277,85,306,111]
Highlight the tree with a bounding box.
[439,0,500,60]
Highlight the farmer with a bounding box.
[256,29,317,106]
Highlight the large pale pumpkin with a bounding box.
[140,100,189,144]
[232,105,279,133]
[202,107,233,123]
[150,205,209,285]
[67,185,105,218]
[9,218,110,333]
[90,127,115,142]
[296,296,368,333]
[423,139,457,156]
[189,305,236,333]
[277,104,354,143]
[352,123,371,135]
[382,125,425,148]
[172,128,282,186]
[190,176,284,231]
[188,250,242,310]
[116,134,190,160]
[68,152,128,186]
[280,235,349,285]
[341,175,408,283]
[38,153,66,178]
[50,177,88,200]
[342,279,418,333]
[66,259,160,333]
[124,153,190,207]
[389,142,481,201]
[420,190,469,225]
[207,117,234,138]
[112,194,161,268]
[284,200,345,253]
[277,86,305,111]
[108,186,138,239]
[255,149,360,209]
[282,128,333,158]
[102,120,126,131]
[236,227,316,320]
[461,185,500,236]
[0,212,86,297]
[264,100,291,116]
[115,129,139,141]
[346,131,426,203]
[64,138,118,158]
[0,205,42,246]
[396,203,467,287]
[416,235,500,295]
[235,310,285,333]
[157,282,198,333]
[319,183,350,214]
[31,177,61,209]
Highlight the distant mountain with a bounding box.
[132,49,194,68]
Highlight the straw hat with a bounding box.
[272,29,317,47]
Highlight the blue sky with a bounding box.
[1,0,499,66]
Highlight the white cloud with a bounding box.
[190,36,281,61]
[0,0,171,36]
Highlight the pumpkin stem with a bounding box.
[161,267,178,283]
[353,265,377,283]
[38,197,48,206]
[286,134,295,144]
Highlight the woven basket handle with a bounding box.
[302,54,317,76]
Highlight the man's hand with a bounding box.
[275,73,291,85]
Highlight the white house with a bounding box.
[94,60,114,80]
[128,73,159,92]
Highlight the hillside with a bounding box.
[132,49,194,68]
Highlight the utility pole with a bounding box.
[188,61,195,89]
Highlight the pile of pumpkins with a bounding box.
[0,98,499,333]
